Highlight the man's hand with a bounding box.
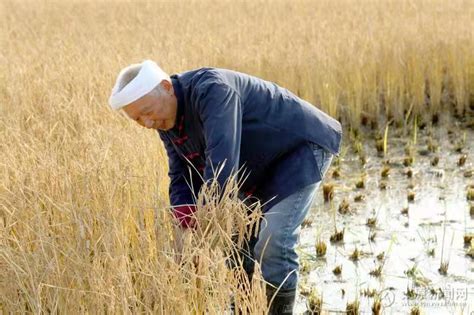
[173,205,197,229]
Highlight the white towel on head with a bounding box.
[108,60,168,110]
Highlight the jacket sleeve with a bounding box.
[158,131,200,228]
[195,82,242,191]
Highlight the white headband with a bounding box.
[108,60,169,110]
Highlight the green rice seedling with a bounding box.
[346,298,360,315]
[332,265,342,276]
[332,167,341,178]
[323,183,335,202]
[316,239,327,257]
[379,182,387,190]
[408,191,416,202]
[470,205,474,217]
[406,168,413,178]
[464,169,473,178]
[330,228,345,243]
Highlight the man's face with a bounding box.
[122,81,177,131]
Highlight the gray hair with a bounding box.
[117,64,169,97]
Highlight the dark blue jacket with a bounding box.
[158,68,342,212]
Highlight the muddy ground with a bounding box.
[296,115,474,314]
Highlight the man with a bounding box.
[109,60,342,314]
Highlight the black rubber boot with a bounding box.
[266,284,296,315]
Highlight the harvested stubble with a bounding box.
[372,296,382,315]
[346,298,360,315]
[467,187,474,201]
[316,239,328,257]
[355,177,365,189]
[307,288,323,314]
[330,227,345,243]
[338,198,350,213]
[323,183,335,202]
[354,193,365,202]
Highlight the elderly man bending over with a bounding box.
[109,60,342,314]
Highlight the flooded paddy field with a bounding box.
[296,116,474,314]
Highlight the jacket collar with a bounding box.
[171,75,185,132]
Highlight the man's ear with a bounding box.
[161,80,173,93]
